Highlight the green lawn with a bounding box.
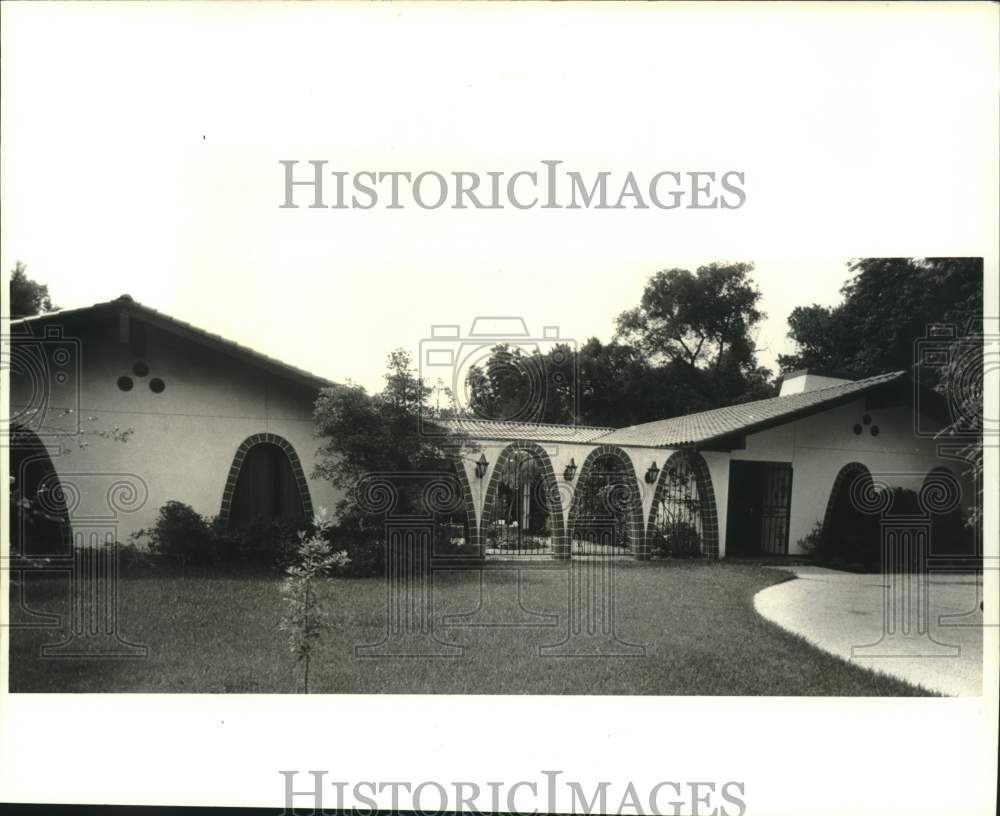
[8,561,933,695]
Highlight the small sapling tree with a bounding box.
[279,510,349,693]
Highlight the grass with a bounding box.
[8,561,933,695]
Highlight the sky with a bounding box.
[2,3,996,393]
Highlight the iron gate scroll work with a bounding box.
[759,463,793,555]
[651,453,706,558]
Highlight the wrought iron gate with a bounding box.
[572,456,634,557]
[758,463,793,555]
[486,450,553,556]
[651,454,705,557]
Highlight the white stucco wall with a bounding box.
[10,317,341,543]
[733,398,972,554]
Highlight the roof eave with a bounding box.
[11,300,335,391]
[689,374,908,450]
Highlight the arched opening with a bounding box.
[221,434,312,530]
[820,462,881,567]
[648,450,719,558]
[568,446,644,558]
[8,426,71,558]
[481,442,566,558]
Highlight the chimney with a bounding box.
[779,369,854,396]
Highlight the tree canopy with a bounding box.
[463,261,775,427]
[313,349,475,523]
[778,257,982,387]
[9,262,56,319]
[614,262,765,373]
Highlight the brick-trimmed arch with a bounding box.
[447,451,481,555]
[219,433,313,527]
[480,441,568,559]
[647,449,720,559]
[567,444,646,560]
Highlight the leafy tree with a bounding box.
[780,257,984,529]
[313,349,477,565]
[9,262,56,318]
[778,257,982,386]
[465,342,576,425]
[615,263,765,372]
[462,263,776,428]
[577,338,717,426]
[613,262,772,409]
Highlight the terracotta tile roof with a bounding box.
[599,371,906,447]
[440,371,906,448]
[439,418,614,444]
[10,295,335,389]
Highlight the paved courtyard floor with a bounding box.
[754,566,986,696]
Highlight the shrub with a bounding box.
[321,514,385,578]
[797,521,825,558]
[117,540,155,571]
[231,517,304,571]
[434,521,473,558]
[665,520,703,557]
[136,501,215,566]
[135,500,312,570]
[648,528,669,558]
[799,516,875,572]
[648,521,702,558]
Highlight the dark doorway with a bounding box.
[228,443,306,529]
[9,428,71,558]
[725,461,793,556]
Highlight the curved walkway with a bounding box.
[754,566,984,696]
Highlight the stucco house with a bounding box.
[7,296,975,562]
[8,295,340,554]
[446,370,973,561]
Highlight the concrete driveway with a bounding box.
[754,566,985,696]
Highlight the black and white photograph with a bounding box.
[1,2,997,815]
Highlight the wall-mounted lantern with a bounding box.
[474,453,490,479]
[564,458,577,482]
[644,461,660,485]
